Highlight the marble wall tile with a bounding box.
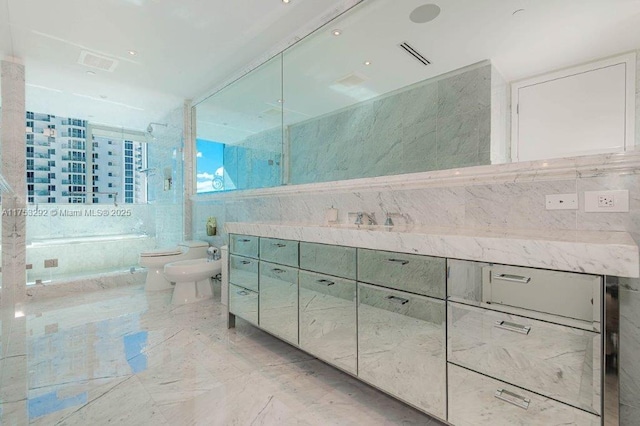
[464,180,579,230]
[400,116,437,174]
[635,50,640,146]
[25,270,146,302]
[490,65,510,164]
[287,64,491,185]
[437,64,491,118]
[621,403,640,426]
[576,173,640,233]
[620,289,640,409]
[436,109,482,169]
[1,60,27,307]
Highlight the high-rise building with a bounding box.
[26,111,147,204]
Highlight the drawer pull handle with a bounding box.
[238,239,252,243]
[316,279,335,286]
[494,388,530,410]
[493,273,531,284]
[272,268,286,274]
[388,258,409,265]
[240,260,251,265]
[272,243,287,248]
[494,320,531,335]
[386,295,409,305]
[237,290,249,296]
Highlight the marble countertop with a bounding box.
[225,222,639,278]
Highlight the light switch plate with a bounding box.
[545,193,578,210]
[584,190,629,213]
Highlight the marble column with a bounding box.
[0,58,28,424]
[1,59,27,309]
[183,100,194,240]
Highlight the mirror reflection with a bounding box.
[195,0,640,193]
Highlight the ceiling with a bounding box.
[196,0,640,144]
[0,0,358,130]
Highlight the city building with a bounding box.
[26,111,147,204]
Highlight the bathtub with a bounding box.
[25,233,157,284]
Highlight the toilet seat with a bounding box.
[139,240,210,292]
[140,247,182,257]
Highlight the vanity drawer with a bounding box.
[229,234,259,259]
[259,237,298,267]
[358,283,446,418]
[299,270,357,374]
[448,363,600,426]
[259,262,298,344]
[357,248,445,298]
[229,284,259,326]
[485,264,601,322]
[229,255,259,292]
[448,302,601,415]
[299,242,356,280]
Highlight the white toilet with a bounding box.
[164,258,222,305]
[139,241,209,291]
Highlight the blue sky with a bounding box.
[196,138,224,193]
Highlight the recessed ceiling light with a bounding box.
[364,61,372,66]
[332,29,342,36]
[409,4,441,24]
[128,50,137,56]
[86,71,96,75]
[282,0,290,3]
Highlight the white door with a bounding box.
[512,54,635,162]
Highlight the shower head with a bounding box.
[146,122,168,135]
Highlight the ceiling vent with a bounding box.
[261,108,282,118]
[78,51,118,72]
[335,72,367,87]
[398,42,431,66]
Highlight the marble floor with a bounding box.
[0,283,444,425]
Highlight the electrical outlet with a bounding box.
[598,195,614,207]
[44,259,58,268]
[584,190,629,213]
[545,193,578,210]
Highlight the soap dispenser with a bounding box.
[206,217,217,236]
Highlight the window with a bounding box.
[196,139,225,193]
[23,111,149,205]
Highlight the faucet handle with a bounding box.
[348,211,364,225]
[383,212,409,226]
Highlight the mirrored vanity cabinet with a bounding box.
[227,231,620,426]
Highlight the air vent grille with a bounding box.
[399,42,431,66]
[335,72,366,87]
[78,51,118,72]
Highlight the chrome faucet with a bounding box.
[353,212,376,225]
[207,246,220,261]
[384,212,410,227]
[384,214,394,227]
